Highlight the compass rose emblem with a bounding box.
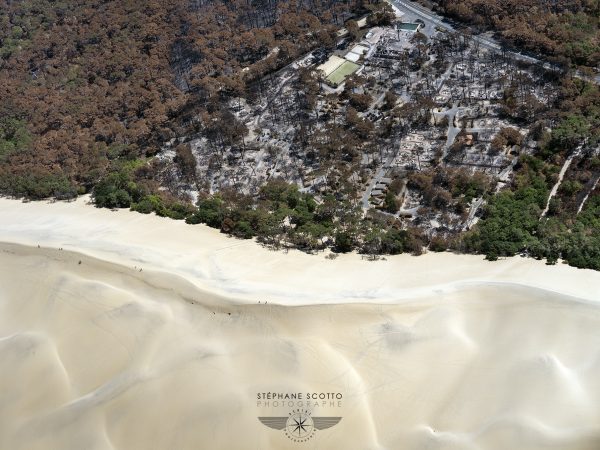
[258,409,341,443]
[286,410,314,440]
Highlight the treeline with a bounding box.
[429,0,599,67]
[92,170,427,256]
[0,0,377,199]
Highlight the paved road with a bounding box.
[389,0,600,84]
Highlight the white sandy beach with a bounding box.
[1,196,599,449]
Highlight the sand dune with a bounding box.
[0,197,599,449]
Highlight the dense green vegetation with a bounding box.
[0,118,30,161]
[464,151,600,270]
[467,186,600,271]
[563,196,600,270]
[92,172,427,255]
[93,159,195,219]
[464,157,551,260]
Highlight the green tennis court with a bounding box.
[326,61,360,87]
